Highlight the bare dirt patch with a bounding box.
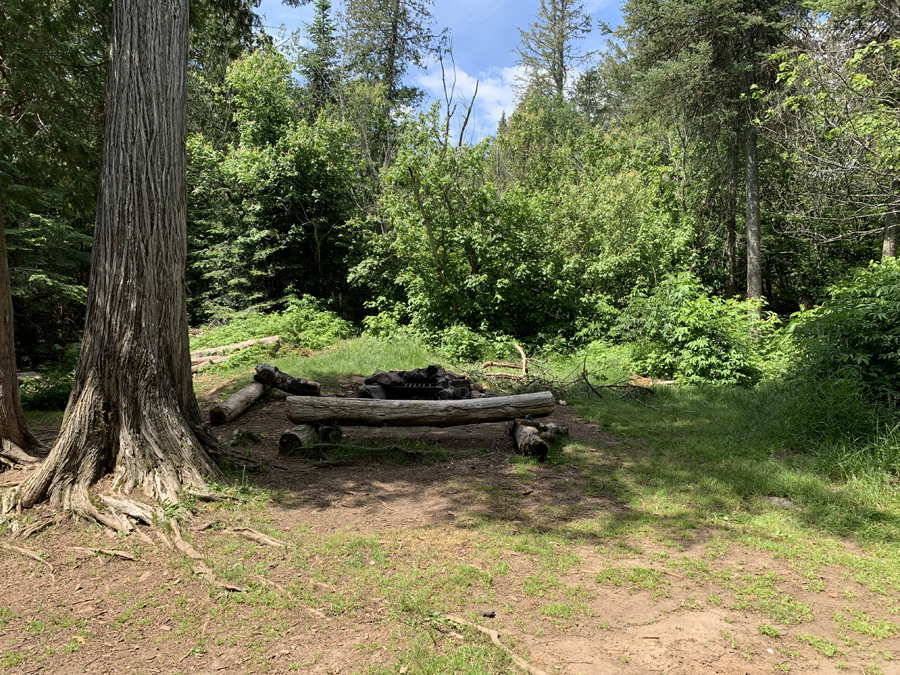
[2,398,898,674]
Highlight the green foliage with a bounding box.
[187,45,361,321]
[435,325,490,363]
[614,273,766,385]
[191,295,353,352]
[356,106,689,347]
[789,259,900,402]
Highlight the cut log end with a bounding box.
[512,421,548,461]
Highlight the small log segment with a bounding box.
[511,421,548,460]
[210,382,266,425]
[254,363,320,396]
[279,425,318,456]
[286,391,555,427]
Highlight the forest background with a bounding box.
[2,0,899,463]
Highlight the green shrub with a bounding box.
[191,295,353,352]
[614,273,766,386]
[788,259,900,403]
[435,325,490,363]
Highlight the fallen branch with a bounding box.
[228,526,288,548]
[190,335,281,359]
[186,491,245,504]
[444,614,550,675]
[1,543,54,576]
[68,547,136,561]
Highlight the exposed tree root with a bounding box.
[444,614,550,675]
[1,542,55,578]
[0,438,46,470]
[227,527,288,548]
[3,377,225,530]
[68,546,136,561]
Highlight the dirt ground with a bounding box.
[1,395,897,675]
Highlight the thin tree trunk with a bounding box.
[0,203,45,467]
[725,136,738,297]
[12,0,221,526]
[745,123,762,308]
[883,179,899,259]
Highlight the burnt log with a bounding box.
[210,382,266,425]
[286,391,555,427]
[254,363,320,396]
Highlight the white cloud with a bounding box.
[415,62,523,140]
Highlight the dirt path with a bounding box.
[0,400,896,674]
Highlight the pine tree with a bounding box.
[515,0,593,99]
[343,0,443,106]
[298,0,340,119]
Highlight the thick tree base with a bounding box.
[3,379,223,530]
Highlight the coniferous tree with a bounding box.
[12,0,221,526]
[515,0,593,99]
[343,0,443,106]
[617,0,801,302]
[298,0,340,119]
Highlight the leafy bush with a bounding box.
[435,325,490,363]
[789,259,900,403]
[191,295,353,352]
[614,273,765,386]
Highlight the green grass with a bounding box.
[796,633,844,657]
[565,381,900,594]
[594,567,668,598]
[270,336,448,387]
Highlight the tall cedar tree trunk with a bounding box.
[883,179,898,259]
[745,123,762,308]
[725,135,738,297]
[0,204,45,467]
[14,0,221,525]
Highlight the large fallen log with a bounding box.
[210,382,266,425]
[511,421,548,460]
[190,335,281,359]
[254,363,320,396]
[286,391,555,427]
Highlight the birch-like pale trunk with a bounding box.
[883,179,898,259]
[745,123,762,310]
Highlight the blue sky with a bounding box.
[256,0,624,138]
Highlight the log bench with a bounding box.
[285,391,555,427]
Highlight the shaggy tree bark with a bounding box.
[0,205,45,467]
[10,0,222,527]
